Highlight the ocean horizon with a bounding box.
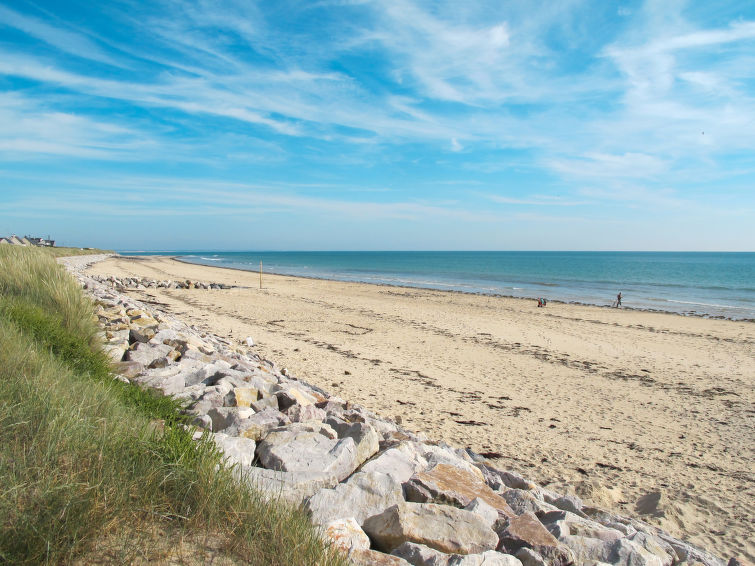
[119,251,755,321]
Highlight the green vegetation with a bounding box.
[40,245,114,257]
[0,246,345,565]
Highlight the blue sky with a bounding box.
[0,0,753,251]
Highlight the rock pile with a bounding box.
[90,274,236,290]
[60,255,729,566]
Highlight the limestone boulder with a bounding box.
[558,536,665,566]
[501,489,558,516]
[305,471,404,527]
[150,328,186,349]
[654,533,726,566]
[227,387,260,408]
[322,518,371,554]
[421,445,483,480]
[553,495,585,516]
[234,408,290,440]
[193,414,212,430]
[127,342,173,368]
[362,442,429,483]
[391,541,452,565]
[183,360,233,387]
[515,548,547,566]
[464,498,499,529]
[248,375,277,396]
[111,360,143,379]
[207,407,254,433]
[330,421,380,466]
[103,343,127,363]
[390,544,521,566]
[130,325,157,343]
[350,549,412,566]
[287,403,327,423]
[540,510,624,542]
[404,464,516,519]
[363,503,498,555]
[497,512,575,566]
[239,466,337,504]
[477,465,537,492]
[626,533,675,566]
[256,425,359,482]
[138,370,185,396]
[250,395,279,412]
[212,433,256,468]
[275,386,317,410]
[449,552,522,566]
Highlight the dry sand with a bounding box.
[87,255,754,561]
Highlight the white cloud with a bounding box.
[487,194,589,207]
[0,4,123,67]
[548,152,669,180]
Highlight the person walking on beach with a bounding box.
[616,292,622,307]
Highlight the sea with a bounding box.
[119,251,755,321]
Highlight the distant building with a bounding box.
[26,236,56,247]
[0,235,56,246]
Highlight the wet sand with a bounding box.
[86,255,754,561]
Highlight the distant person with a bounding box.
[616,292,622,307]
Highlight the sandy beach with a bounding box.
[86,255,754,561]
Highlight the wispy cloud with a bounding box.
[0,0,753,249]
[486,194,590,207]
[547,152,669,180]
[0,4,123,67]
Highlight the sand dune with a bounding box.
[86,255,754,562]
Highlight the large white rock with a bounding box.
[305,471,405,527]
[464,498,499,529]
[207,407,254,432]
[449,552,522,566]
[421,444,485,481]
[362,442,429,483]
[350,549,412,565]
[391,541,452,565]
[212,433,256,468]
[328,421,380,466]
[501,489,559,516]
[287,403,326,423]
[103,343,127,362]
[232,408,290,440]
[322,518,371,554]
[558,535,665,566]
[256,425,359,483]
[654,533,725,566]
[363,503,498,555]
[239,465,337,504]
[127,342,173,368]
[404,463,516,519]
[184,360,233,387]
[138,371,185,396]
[627,533,675,566]
[540,510,624,542]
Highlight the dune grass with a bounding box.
[0,246,345,565]
[39,246,114,257]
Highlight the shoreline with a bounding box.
[170,255,755,323]
[86,254,755,561]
